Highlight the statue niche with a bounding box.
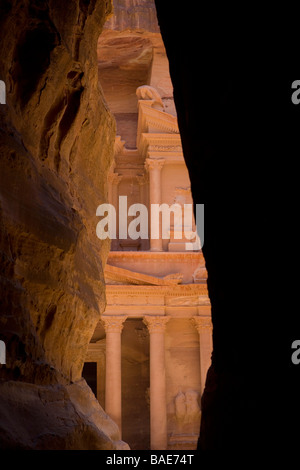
[174,390,201,425]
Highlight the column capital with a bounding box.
[101,315,127,333]
[143,315,170,333]
[145,158,165,172]
[108,172,123,185]
[191,316,212,332]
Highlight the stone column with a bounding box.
[144,158,165,251]
[107,173,122,250]
[143,315,170,450]
[136,173,149,250]
[102,315,127,435]
[191,316,213,397]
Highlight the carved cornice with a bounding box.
[101,315,127,333]
[145,117,179,134]
[141,133,182,145]
[191,316,212,332]
[139,132,182,155]
[148,145,182,152]
[139,133,182,159]
[143,315,171,333]
[174,186,191,196]
[107,251,204,261]
[137,99,179,136]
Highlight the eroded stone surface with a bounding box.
[0,0,128,450]
[0,378,129,450]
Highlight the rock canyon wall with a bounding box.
[1,0,298,453]
[155,0,299,452]
[0,0,128,449]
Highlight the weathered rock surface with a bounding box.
[0,0,128,449]
[0,378,128,450]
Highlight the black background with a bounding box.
[155,1,300,453]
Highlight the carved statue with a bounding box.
[136,85,164,110]
[175,390,201,424]
[174,391,186,420]
[185,390,201,419]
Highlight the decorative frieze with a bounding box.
[166,295,200,307]
[148,145,182,152]
[106,284,209,298]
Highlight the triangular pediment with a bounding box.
[105,264,183,286]
[136,100,183,159]
[137,99,179,145]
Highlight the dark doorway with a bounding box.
[82,362,97,398]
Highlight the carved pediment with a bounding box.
[136,91,181,158]
[113,87,183,161]
[105,264,183,286]
[137,99,179,137]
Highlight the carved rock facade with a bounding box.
[85,11,212,448]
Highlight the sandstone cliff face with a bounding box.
[0,0,128,449]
